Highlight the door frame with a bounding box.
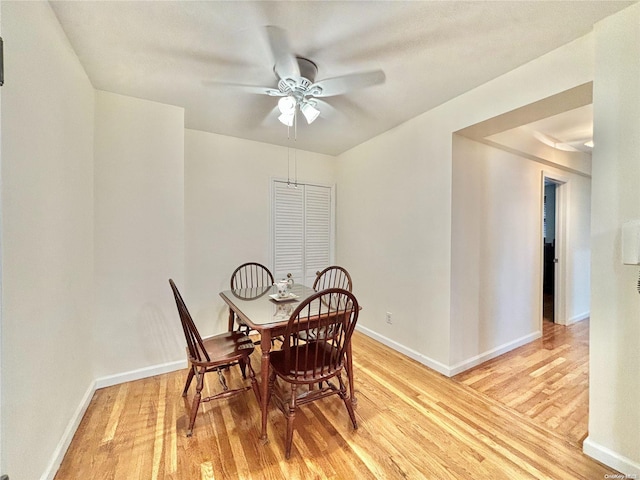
[0,11,4,474]
[541,171,569,326]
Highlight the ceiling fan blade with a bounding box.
[260,106,281,127]
[310,70,385,97]
[314,99,342,121]
[265,26,300,80]
[202,81,284,96]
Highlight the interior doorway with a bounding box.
[542,173,569,325]
[543,179,558,322]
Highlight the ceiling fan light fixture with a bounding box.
[278,111,295,127]
[278,95,297,115]
[300,101,320,124]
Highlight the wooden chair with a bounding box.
[312,265,352,292]
[228,262,274,332]
[308,266,356,399]
[169,279,259,437]
[267,288,359,458]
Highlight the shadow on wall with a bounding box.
[138,303,184,363]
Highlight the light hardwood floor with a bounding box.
[55,328,614,479]
[454,319,590,446]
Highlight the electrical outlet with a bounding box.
[386,312,392,324]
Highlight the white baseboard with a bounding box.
[567,311,590,325]
[95,359,187,389]
[42,359,187,480]
[355,324,451,376]
[355,325,541,377]
[447,331,542,376]
[583,436,640,477]
[41,380,96,480]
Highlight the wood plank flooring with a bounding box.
[454,319,590,445]
[55,329,614,479]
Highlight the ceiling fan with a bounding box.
[221,26,386,127]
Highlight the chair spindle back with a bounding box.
[313,266,353,292]
[230,262,274,289]
[169,279,210,363]
[282,288,359,382]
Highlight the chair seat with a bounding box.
[194,332,255,367]
[270,344,341,383]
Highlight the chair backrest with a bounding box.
[230,262,275,289]
[312,266,353,292]
[169,279,210,363]
[282,288,359,382]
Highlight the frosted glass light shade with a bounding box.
[301,102,320,124]
[278,96,296,114]
[278,112,295,127]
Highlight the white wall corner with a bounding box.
[95,359,187,389]
[356,325,543,378]
[583,436,640,477]
[40,381,97,480]
[567,311,590,325]
[448,331,542,377]
[355,325,452,376]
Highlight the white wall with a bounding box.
[93,91,185,378]
[566,172,592,323]
[450,135,591,370]
[586,3,640,475]
[1,2,95,478]
[451,137,542,368]
[337,34,593,373]
[184,129,337,335]
[0,4,4,473]
[337,114,454,368]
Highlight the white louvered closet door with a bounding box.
[304,184,332,286]
[272,180,334,287]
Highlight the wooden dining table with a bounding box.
[219,283,356,442]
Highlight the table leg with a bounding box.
[259,331,272,443]
[227,308,235,331]
[346,340,357,405]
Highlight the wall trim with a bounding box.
[355,324,451,376]
[41,381,96,480]
[583,436,640,477]
[356,325,542,378]
[95,359,187,389]
[42,359,186,479]
[567,311,590,325]
[447,331,542,376]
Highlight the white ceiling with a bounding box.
[50,1,632,156]
[524,104,594,153]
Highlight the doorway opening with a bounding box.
[541,173,568,326]
[543,179,558,322]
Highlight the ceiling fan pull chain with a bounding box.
[287,124,291,187]
[294,110,298,188]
